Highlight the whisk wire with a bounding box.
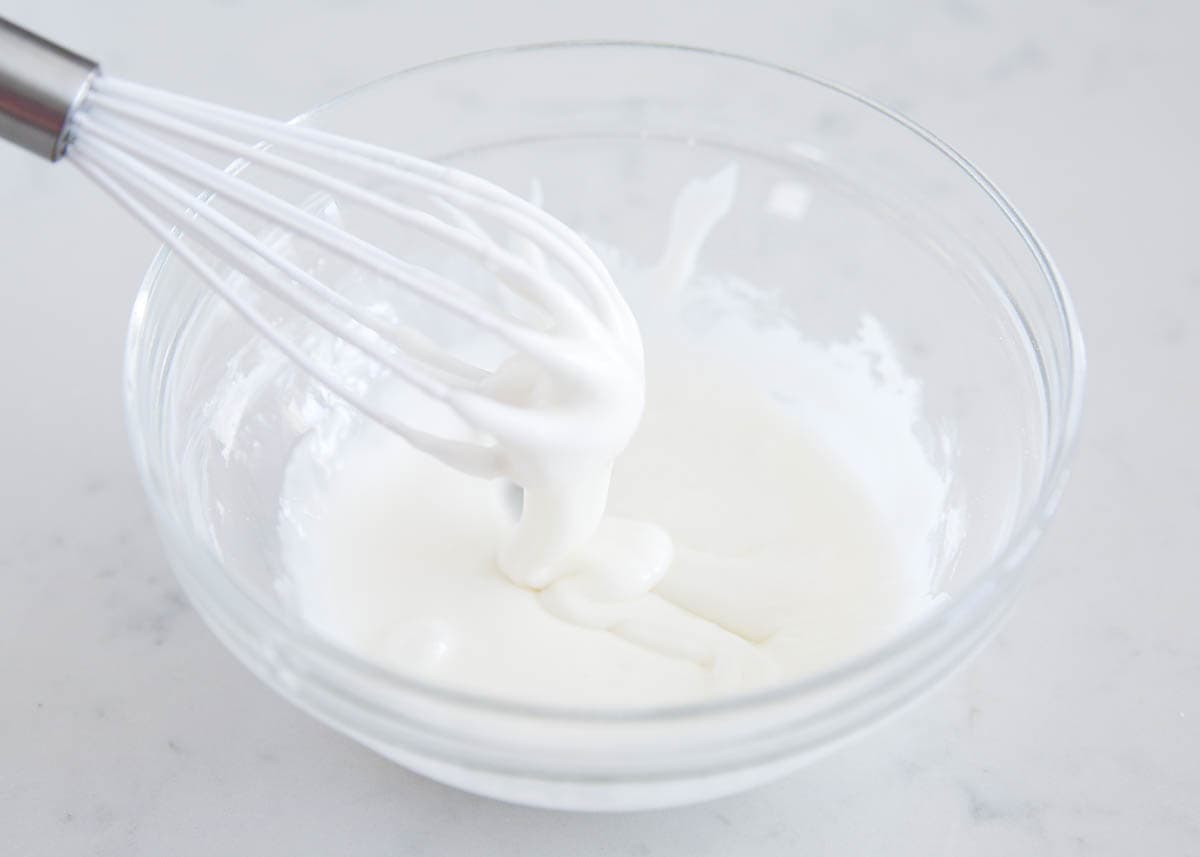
[88,76,629,332]
[73,133,477,395]
[74,110,550,351]
[75,146,513,480]
[83,84,615,338]
[72,150,427,424]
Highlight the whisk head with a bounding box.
[66,77,644,492]
[0,15,644,583]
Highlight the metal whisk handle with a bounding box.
[0,17,98,161]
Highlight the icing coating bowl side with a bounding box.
[125,43,1083,810]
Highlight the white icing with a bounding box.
[216,166,956,706]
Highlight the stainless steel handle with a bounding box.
[0,17,99,161]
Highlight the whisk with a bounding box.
[0,17,645,580]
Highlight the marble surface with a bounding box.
[2,0,1198,853]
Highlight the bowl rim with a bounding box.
[129,40,1086,724]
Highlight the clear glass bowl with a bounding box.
[125,43,1084,810]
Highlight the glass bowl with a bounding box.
[125,43,1084,811]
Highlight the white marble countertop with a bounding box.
[2,0,1197,853]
